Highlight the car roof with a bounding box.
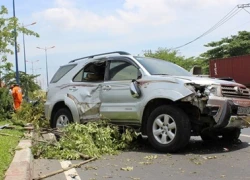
[68,51,131,63]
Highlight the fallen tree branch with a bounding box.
[77,152,91,160]
[33,157,97,180]
[0,132,21,138]
[32,139,91,159]
[32,139,56,145]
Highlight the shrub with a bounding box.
[11,90,49,128]
[0,87,13,120]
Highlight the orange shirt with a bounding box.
[12,86,23,102]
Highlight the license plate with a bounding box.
[237,107,250,115]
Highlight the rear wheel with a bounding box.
[52,108,73,128]
[147,105,191,152]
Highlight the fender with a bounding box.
[139,88,193,121]
[64,94,80,123]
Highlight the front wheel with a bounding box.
[147,105,191,152]
[52,108,73,128]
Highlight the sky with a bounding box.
[2,0,250,89]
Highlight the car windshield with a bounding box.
[135,57,192,76]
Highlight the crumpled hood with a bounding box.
[173,75,245,87]
[148,75,245,87]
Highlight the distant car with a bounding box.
[45,51,250,152]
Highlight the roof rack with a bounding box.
[69,51,131,63]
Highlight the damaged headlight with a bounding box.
[204,85,219,96]
[184,83,196,93]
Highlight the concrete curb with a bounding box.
[4,139,33,180]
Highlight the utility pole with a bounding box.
[13,0,19,85]
[237,3,250,8]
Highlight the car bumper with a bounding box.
[206,97,250,129]
[227,115,250,128]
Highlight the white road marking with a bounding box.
[240,134,250,138]
[60,160,81,180]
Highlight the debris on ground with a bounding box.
[0,124,9,130]
[85,166,98,170]
[130,177,140,180]
[223,148,229,152]
[33,157,96,180]
[32,121,139,160]
[68,173,78,178]
[139,161,152,165]
[120,166,133,171]
[202,156,217,160]
[188,156,203,165]
[144,155,158,160]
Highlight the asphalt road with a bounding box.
[33,129,250,180]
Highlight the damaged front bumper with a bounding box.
[227,115,250,128]
[206,97,250,129]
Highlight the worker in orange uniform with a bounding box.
[10,84,23,111]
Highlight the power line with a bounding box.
[173,6,240,49]
[198,8,241,39]
[243,8,250,15]
[173,4,246,50]
[237,3,250,8]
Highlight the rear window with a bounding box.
[50,64,76,83]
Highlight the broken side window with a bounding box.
[73,61,106,82]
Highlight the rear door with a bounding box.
[100,57,142,124]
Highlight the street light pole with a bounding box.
[45,48,48,87]
[22,22,36,74]
[13,0,19,85]
[22,22,36,101]
[26,60,39,75]
[22,24,26,74]
[32,68,42,83]
[36,46,55,87]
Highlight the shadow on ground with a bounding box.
[130,136,250,156]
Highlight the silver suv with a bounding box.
[45,51,250,152]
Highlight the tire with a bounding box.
[147,105,191,152]
[52,108,73,128]
[222,128,241,142]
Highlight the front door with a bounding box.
[100,57,142,124]
[67,60,105,122]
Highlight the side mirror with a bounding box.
[190,66,202,75]
[130,79,141,98]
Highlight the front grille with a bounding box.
[221,85,250,99]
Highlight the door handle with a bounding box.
[103,85,111,90]
[69,87,78,91]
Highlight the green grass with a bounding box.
[0,120,23,180]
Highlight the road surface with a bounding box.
[33,129,250,180]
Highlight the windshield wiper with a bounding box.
[152,73,169,75]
